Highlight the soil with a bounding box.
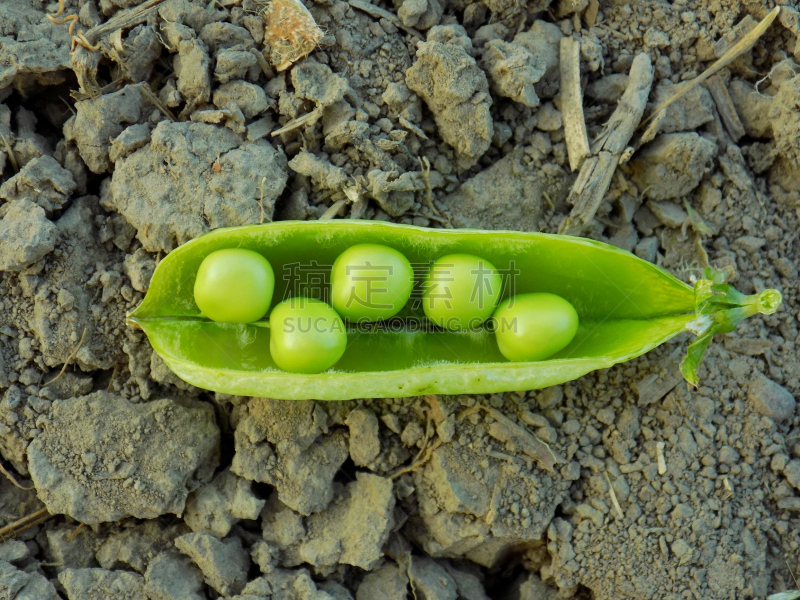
[0,0,799,598]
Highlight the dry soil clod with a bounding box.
[656,440,667,475]
[348,0,424,40]
[262,0,324,71]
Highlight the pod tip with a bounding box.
[756,288,782,315]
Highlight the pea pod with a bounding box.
[127,221,782,400]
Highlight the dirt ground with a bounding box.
[0,0,799,597]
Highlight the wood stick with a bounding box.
[140,83,177,122]
[82,0,167,45]
[0,462,33,491]
[713,15,756,58]
[0,133,18,172]
[0,508,50,540]
[271,108,322,137]
[559,37,590,172]
[704,76,746,142]
[67,523,86,542]
[249,48,275,80]
[318,199,347,220]
[605,472,624,519]
[559,53,653,236]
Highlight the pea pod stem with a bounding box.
[681,268,783,386]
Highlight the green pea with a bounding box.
[331,243,414,322]
[269,297,347,373]
[493,293,579,361]
[423,254,502,330]
[194,248,274,323]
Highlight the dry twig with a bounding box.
[0,508,52,541]
[0,134,18,173]
[82,0,168,45]
[67,523,86,542]
[605,472,624,519]
[389,436,442,479]
[560,37,590,171]
[558,53,653,236]
[722,476,734,500]
[140,83,177,122]
[249,47,275,79]
[704,75,746,142]
[417,156,441,217]
[318,199,347,220]
[389,400,445,478]
[0,462,33,491]
[44,328,87,387]
[106,363,122,392]
[259,177,267,224]
[640,7,780,131]
[271,108,322,137]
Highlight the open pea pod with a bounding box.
[127,221,782,400]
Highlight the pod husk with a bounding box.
[128,221,778,400]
